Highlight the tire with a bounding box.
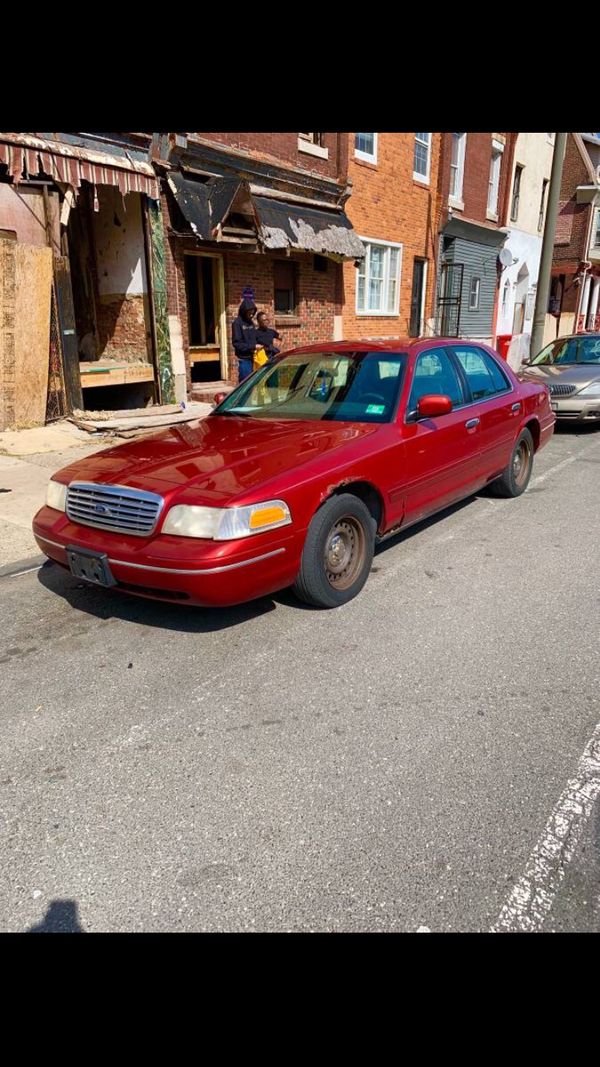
[490,427,534,498]
[293,493,376,608]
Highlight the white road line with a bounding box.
[6,565,43,578]
[531,435,600,486]
[491,721,600,933]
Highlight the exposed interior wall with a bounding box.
[0,183,60,251]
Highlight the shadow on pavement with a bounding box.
[28,899,85,933]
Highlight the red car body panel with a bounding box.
[33,338,555,607]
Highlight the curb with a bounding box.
[0,554,50,579]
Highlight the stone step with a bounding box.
[190,381,235,404]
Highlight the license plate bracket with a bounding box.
[66,545,116,587]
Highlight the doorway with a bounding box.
[184,252,227,383]
[409,257,427,336]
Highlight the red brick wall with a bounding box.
[95,294,152,362]
[437,132,513,226]
[342,133,441,338]
[192,133,345,182]
[552,134,592,269]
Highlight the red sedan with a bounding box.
[33,339,555,609]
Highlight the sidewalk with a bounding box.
[0,409,211,570]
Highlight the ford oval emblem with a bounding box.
[94,504,110,514]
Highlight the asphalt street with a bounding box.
[1,423,599,932]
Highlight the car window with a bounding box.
[407,347,465,413]
[531,337,600,365]
[215,351,406,423]
[452,346,510,400]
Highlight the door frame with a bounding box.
[183,250,228,380]
[410,257,428,336]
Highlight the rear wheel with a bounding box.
[490,427,534,498]
[293,493,376,608]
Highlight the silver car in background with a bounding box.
[519,334,600,423]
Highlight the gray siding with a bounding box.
[442,236,497,337]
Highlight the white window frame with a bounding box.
[356,237,402,316]
[487,139,504,220]
[449,133,466,209]
[298,133,329,160]
[413,133,431,184]
[354,133,378,164]
[468,276,481,312]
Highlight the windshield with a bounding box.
[213,351,407,422]
[531,336,600,366]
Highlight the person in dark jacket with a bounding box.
[255,311,281,362]
[232,299,258,382]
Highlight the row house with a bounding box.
[496,133,555,362]
[434,133,515,345]
[0,131,165,431]
[341,132,440,341]
[547,133,600,343]
[155,132,364,401]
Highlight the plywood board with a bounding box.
[0,237,17,431]
[14,244,52,427]
[79,363,155,388]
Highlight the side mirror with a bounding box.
[212,392,228,408]
[416,394,453,418]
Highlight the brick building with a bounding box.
[154,133,364,400]
[341,133,441,341]
[547,133,600,342]
[0,131,166,429]
[434,133,515,345]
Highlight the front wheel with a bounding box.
[293,493,376,608]
[490,427,534,498]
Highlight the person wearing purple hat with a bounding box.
[232,296,259,382]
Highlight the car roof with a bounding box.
[284,337,474,357]
[543,333,600,343]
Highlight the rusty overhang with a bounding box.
[252,195,365,260]
[0,133,159,198]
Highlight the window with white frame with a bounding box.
[487,140,503,217]
[355,133,377,164]
[413,133,431,182]
[449,133,466,205]
[468,276,481,311]
[356,239,402,315]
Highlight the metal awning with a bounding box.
[0,133,159,198]
[253,195,365,260]
[166,170,365,261]
[166,172,249,240]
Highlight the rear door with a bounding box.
[401,345,483,525]
[449,344,518,478]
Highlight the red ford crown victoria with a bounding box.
[33,339,555,609]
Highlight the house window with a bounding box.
[356,238,402,315]
[468,276,481,311]
[355,133,377,164]
[274,260,298,315]
[538,179,549,232]
[487,140,503,218]
[413,133,431,183]
[449,133,466,205]
[511,165,524,222]
[299,133,323,146]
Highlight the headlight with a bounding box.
[46,479,67,512]
[161,500,292,540]
[577,381,600,397]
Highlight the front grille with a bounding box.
[548,382,577,396]
[66,482,163,537]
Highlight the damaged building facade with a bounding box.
[155,133,364,401]
[0,132,170,431]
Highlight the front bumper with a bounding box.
[550,396,600,421]
[33,506,303,606]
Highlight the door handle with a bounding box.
[511,402,521,412]
[465,417,480,429]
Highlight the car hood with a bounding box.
[521,364,600,388]
[53,416,381,505]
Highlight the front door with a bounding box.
[184,253,226,383]
[409,258,427,336]
[401,346,482,526]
